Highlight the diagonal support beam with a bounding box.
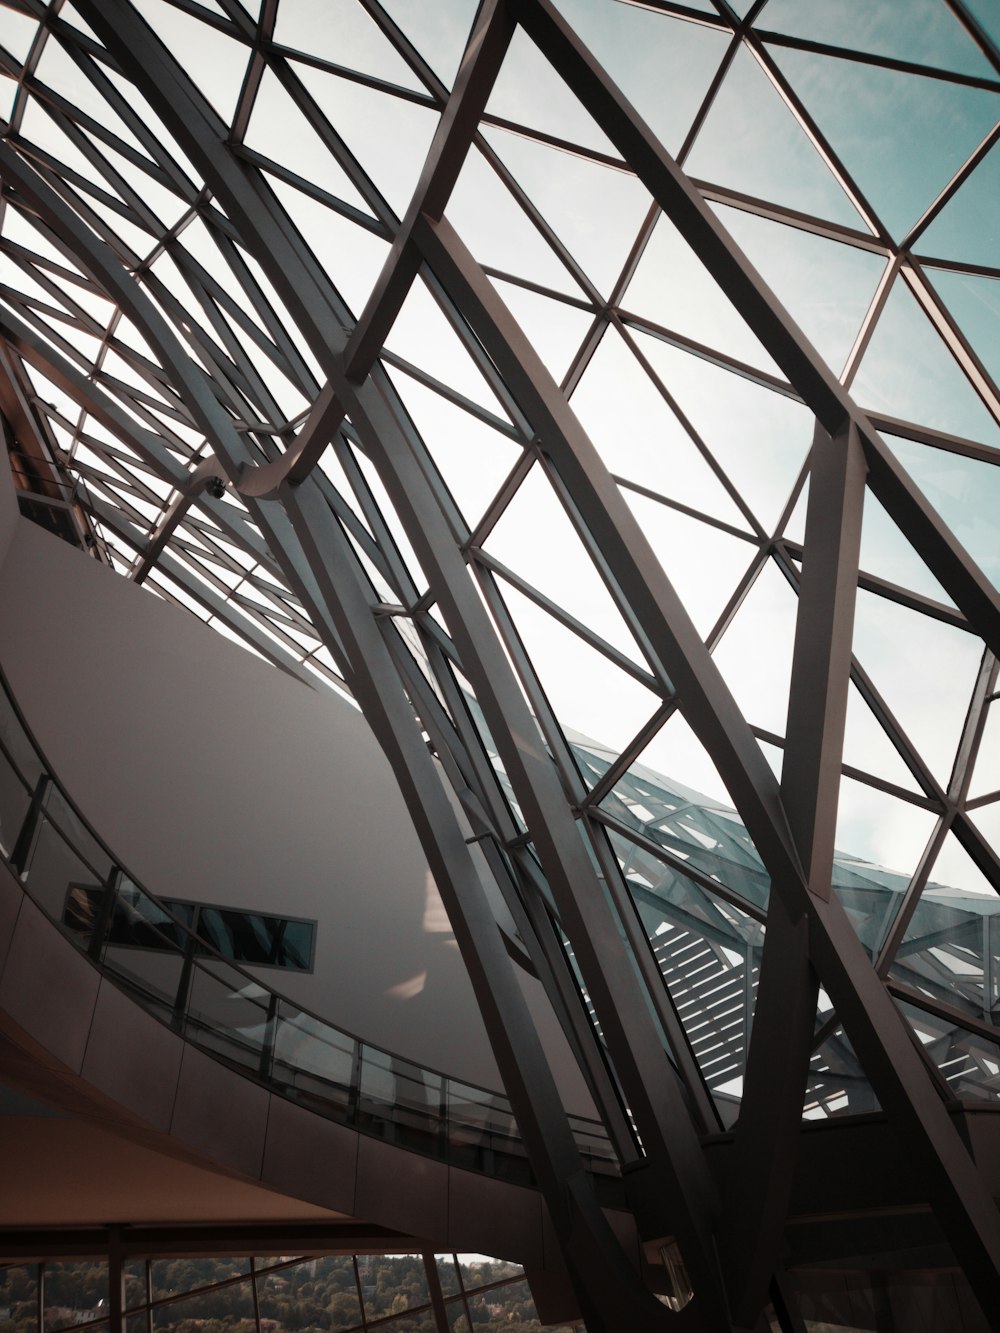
[413,208,1000,1322]
[720,421,867,1324]
[69,6,712,1325]
[284,482,680,1333]
[509,0,1000,660]
[414,209,808,898]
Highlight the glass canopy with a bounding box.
[1,1,998,1329]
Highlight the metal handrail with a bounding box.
[0,668,618,1186]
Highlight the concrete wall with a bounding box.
[0,518,594,1112]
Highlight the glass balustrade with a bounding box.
[0,671,618,1187]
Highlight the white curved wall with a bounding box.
[0,517,594,1112]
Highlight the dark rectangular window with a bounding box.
[65,884,315,972]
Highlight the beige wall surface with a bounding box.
[0,518,594,1113]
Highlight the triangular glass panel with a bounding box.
[623,488,756,641]
[129,0,249,125]
[772,45,1000,240]
[851,587,984,786]
[268,176,390,319]
[550,0,730,155]
[922,267,1000,395]
[145,249,235,354]
[78,129,191,232]
[388,370,524,533]
[852,278,1000,450]
[803,1025,880,1118]
[962,0,1000,46]
[759,738,784,784]
[603,728,771,918]
[842,681,926,795]
[629,860,761,1122]
[568,326,751,529]
[276,0,426,92]
[26,370,85,431]
[880,431,1000,593]
[0,248,64,311]
[18,97,109,185]
[624,209,782,376]
[625,710,750,830]
[969,708,1000,801]
[489,279,593,388]
[155,221,237,312]
[35,37,145,155]
[42,318,101,369]
[82,193,158,262]
[483,459,647,665]
[712,558,800,737]
[498,583,661,774]
[296,64,439,219]
[893,884,991,1015]
[448,144,589,298]
[967,801,1000,872]
[59,2,116,39]
[632,332,814,533]
[483,125,653,298]
[376,0,477,90]
[859,488,957,607]
[0,7,38,62]
[685,46,866,228]
[759,0,995,78]
[318,435,377,533]
[243,68,374,219]
[236,241,325,386]
[100,346,165,402]
[486,26,618,156]
[711,202,887,376]
[0,80,17,124]
[114,314,159,365]
[896,999,1000,1104]
[101,65,202,186]
[383,275,511,420]
[931,828,999,898]
[833,778,938,947]
[347,444,427,596]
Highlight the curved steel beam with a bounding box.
[64,3,715,1326]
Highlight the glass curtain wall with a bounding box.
[1,1,999,1328]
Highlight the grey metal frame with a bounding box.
[2,0,1000,1328]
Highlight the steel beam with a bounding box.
[284,481,679,1332]
[509,0,1000,660]
[70,6,702,1325]
[344,0,515,380]
[720,421,867,1324]
[11,4,1000,1328]
[412,210,1000,1320]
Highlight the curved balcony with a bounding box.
[0,667,617,1194]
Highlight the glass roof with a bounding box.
[1,0,999,1132]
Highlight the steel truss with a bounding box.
[1,0,999,1329]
